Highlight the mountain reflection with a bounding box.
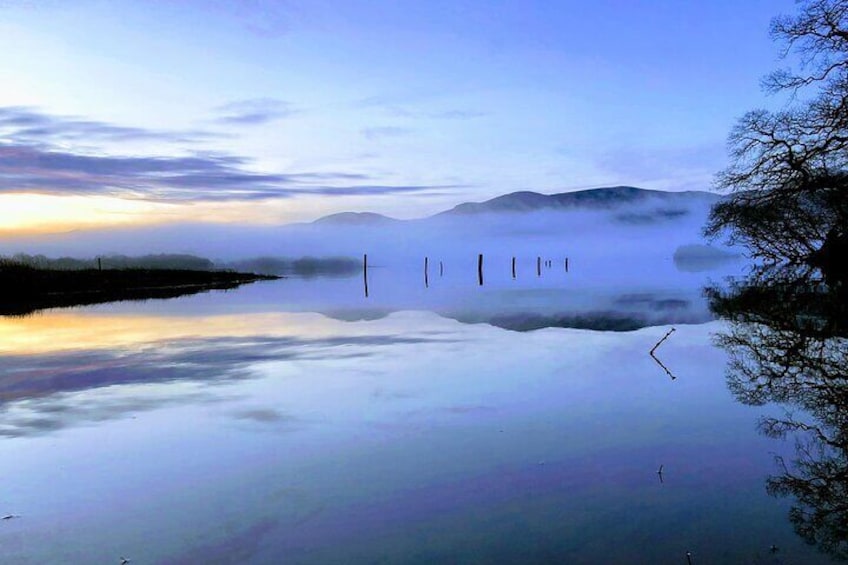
[709,269,848,561]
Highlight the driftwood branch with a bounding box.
[649,328,677,380]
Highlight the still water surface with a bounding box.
[0,266,837,563]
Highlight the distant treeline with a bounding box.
[1,253,215,271]
[1,253,360,278]
[224,256,359,277]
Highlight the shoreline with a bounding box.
[0,266,281,316]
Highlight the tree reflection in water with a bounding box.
[708,268,848,561]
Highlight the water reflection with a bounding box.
[0,290,835,562]
[0,311,455,437]
[709,269,848,560]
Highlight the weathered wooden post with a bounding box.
[477,253,484,286]
[537,256,541,277]
[424,256,429,288]
[97,257,102,271]
[363,253,369,297]
[565,257,569,273]
[439,261,444,277]
[511,256,516,279]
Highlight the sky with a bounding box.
[0,0,798,233]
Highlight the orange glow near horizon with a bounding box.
[0,191,441,237]
[0,193,164,234]
[0,193,315,235]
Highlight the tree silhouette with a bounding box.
[707,0,848,278]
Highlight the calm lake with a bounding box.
[0,259,839,564]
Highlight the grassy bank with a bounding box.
[0,262,279,316]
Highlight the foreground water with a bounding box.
[0,266,838,563]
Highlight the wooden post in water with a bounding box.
[537,256,541,277]
[439,261,444,277]
[363,253,369,297]
[97,257,102,271]
[424,256,429,288]
[565,257,569,273]
[511,256,516,279]
[477,253,484,286]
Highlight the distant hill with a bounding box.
[312,212,398,225]
[439,186,717,215]
[0,186,725,261]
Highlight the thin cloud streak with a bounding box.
[205,0,301,37]
[0,106,226,144]
[356,97,489,121]
[0,106,463,203]
[0,143,456,201]
[387,107,489,120]
[212,98,299,126]
[590,143,726,190]
[361,126,413,140]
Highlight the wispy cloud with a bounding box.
[356,96,489,121]
[426,109,489,120]
[386,107,489,120]
[206,0,300,37]
[0,106,224,144]
[361,126,413,141]
[0,106,461,201]
[305,184,460,196]
[0,142,457,201]
[212,98,298,126]
[589,143,726,190]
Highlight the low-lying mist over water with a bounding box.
[0,184,840,563]
[0,187,725,263]
[0,187,743,327]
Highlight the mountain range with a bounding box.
[0,186,724,262]
[312,186,718,225]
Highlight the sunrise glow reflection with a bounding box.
[0,310,346,355]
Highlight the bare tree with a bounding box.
[707,0,848,276]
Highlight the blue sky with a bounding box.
[0,0,796,229]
